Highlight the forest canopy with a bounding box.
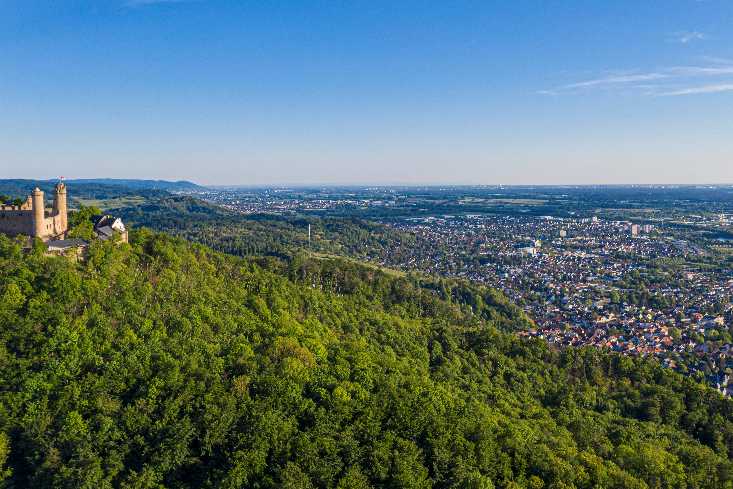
[0,231,732,488]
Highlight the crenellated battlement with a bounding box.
[0,196,33,211]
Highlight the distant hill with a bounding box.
[64,178,206,192]
[0,179,164,201]
[0,179,204,198]
[111,195,418,260]
[0,179,205,210]
[112,195,235,227]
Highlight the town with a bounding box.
[192,186,733,394]
[381,214,733,392]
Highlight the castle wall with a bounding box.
[46,212,66,239]
[0,185,68,241]
[0,209,67,240]
[0,210,35,236]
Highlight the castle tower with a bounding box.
[31,188,45,238]
[53,182,67,230]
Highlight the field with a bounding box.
[72,195,148,210]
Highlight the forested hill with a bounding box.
[0,180,168,204]
[113,195,415,259]
[0,179,203,197]
[1,232,733,488]
[62,179,205,192]
[0,179,203,211]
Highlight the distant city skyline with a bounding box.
[1,0,732,185]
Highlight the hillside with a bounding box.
[113,195,235,224]
[1,232,733,488]
[0,180,169,209]
[112,195,415,260]
[63,179,205,192]
[0,179,204,211]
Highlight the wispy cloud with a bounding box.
[658,83,733,96]
[668,65,733,76]
[563,73,668,89]
[671,31,706,44]
[542,61,733,97]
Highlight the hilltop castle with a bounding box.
[0,183,68,241]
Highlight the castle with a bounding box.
[0,183,68,241]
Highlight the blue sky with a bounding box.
[1,0,732,185]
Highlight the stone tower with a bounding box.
[32,188,45,238]
[53,182,67,230]
[0,183,68,241]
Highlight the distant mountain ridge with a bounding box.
[0,179,205,205]
[63,178,206,191]
[0,178,205,193]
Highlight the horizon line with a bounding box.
[4,178,733,189]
